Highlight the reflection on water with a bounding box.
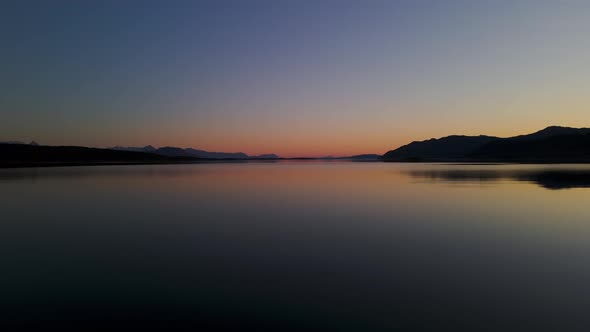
[405,165,590,189]
[1,162,590,330]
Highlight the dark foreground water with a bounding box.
[2,162,590,331]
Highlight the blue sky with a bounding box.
[2,0,590,156]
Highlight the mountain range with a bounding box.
[383,126,590,162]
[3,126,590,167]
[111,146,278,159]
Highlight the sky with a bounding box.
[2,0,590,157]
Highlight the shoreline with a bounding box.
[0,159,382,169]
[3,159,590,169]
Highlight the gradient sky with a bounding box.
[2,0,590,157]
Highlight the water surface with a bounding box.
[2,162,590,330]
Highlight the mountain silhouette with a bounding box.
[185,148,249,159]
[154,146,193,157]
[469,131,590,162]
[383,126,590,162]
[249,154,280,159]
[0,143,196,167]
[509,126,590,141]
[110,145,157,153]
[383,135,498,161]
[112,146,272,159]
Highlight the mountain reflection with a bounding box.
[3,162,590,190]
[405,168,590,190]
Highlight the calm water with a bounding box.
[2,162,590,330]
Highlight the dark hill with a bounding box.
[469,133,590,162]
[383,126,590,162]
[383,135,498,162]
[509,126,590,141]
[0,143,196,167]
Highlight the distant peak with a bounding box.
[518,125,590,139]
[541,125,569,131]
